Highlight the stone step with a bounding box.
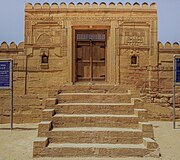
[33,138,159,157]
[57,93,132,103]
[52,114,139,128]
[34,84,159,158]
[55,103,135,115]
[57,85,134,93]
[44,143,151,157]
[47,127,143,144]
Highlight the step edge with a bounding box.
[47,143,146,149]
[51,127,142,132]
[57,103,134,106]
[58,93,130,96]
[53,114,138,118]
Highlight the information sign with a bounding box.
[0,59,13,130]
[0,61,11,89]
[175,58,180,83]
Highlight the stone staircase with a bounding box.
[33,85,160,158]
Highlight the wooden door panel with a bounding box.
[77,42,90,61]
[76,42,91,80]
[92,42,105,61]
[77,62,90,80]
[92,63,105,80]
[92,42,105,80]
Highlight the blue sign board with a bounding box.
[0,61,11,88]
[176,58,180,83]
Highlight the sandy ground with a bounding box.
[0,121,180,160]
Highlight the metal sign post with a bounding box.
[173,55,180,129]
[0,59,13,130]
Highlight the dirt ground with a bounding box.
[0,121,180,160]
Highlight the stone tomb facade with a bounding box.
[0,2,180,123]
[25,2,158,88]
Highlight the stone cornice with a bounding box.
[25,16,157,22]
[25,2,157,13]
[159,42,180,52]
[0,42,24,52]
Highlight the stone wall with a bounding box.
[0,42,47,123]
[25,2,158,86]
[148,42,180,108]
[158,42,180,92]
[0,2,180,123]
[0,41,69,123]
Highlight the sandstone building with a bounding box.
[0,2,180,123]
[0,1,180,158]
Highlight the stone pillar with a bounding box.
[115,28,120,85]
[149,19,158,91]
[109,21,119,85]
[66,20,73,84]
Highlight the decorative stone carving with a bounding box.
[33,28,52,44]
[71,20,111,26]
[40,48,49,56]
[123,29,149,47]
[26,16,157,23]
[125,31,145,46]
[36,34,51,45]
[129,50,140,66]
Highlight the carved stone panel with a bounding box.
[71,20,111,26]
[33,28,53,45]
[125,31,144,46]
[36,34,52,45]
[32,23,67,57]
[123,29,149,47]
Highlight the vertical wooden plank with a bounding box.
[92,41,106,80]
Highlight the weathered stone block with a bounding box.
[42,109,55,121]
[139,123,153,131]
[160,97,168,103]
[45,98,58,108]
[143,138,159,149]
[33,137,49,148]
[33,137,48,157]
[134,109,148,122]
[142,132,154,138]
[139,122,154,138]
[38,121,52,137]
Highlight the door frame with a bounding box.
[72,26,109,83]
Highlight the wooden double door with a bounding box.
[75,32,106,82]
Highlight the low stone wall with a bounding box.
[140,92,180,121]
[0,91,48,123]
[143,102,180,121]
